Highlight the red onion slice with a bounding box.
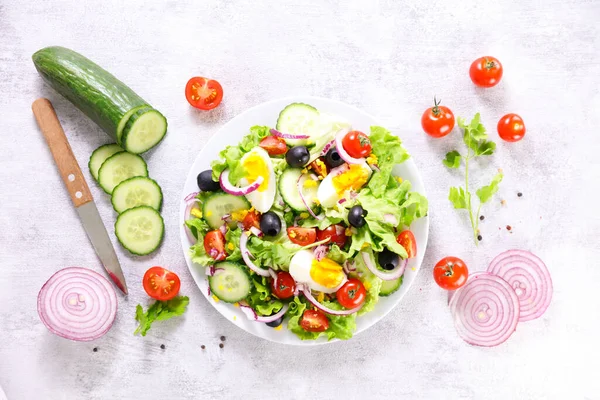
[270,128,310,140]
[240,231,271,277]
[313,244,328,261]
[219,169,263,196]
[249,226,263,237]
[361,252,407,281]
[320,139,335,156]
[296,173,322,220]
[37,267,118,342]
[449,272,520,347]
[335,129,364,164]
[299,285,362,315]
[487,250,552,322]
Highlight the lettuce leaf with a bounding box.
[367,126,410,198]
[286,296,356,341]
[246,275,284,316]
[225,228,242,262]
[185,218,210,241]
[246,236,302,270]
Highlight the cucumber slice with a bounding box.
[202,193,250,230]
[379,276,403,297]
[121,108,167,154]
[88,144,124,181]
[115,206,164,256]
[276,103,320,145]
[279,168,319,212]
[111,176,163,214]
[97,152,148,194]
[117,105,151,145]
[208,262,252,303]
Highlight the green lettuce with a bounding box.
[367,126,410,198]
[225,228,242,262]
[286,296,357,341]
[185,218,210,240]
[246,275,284,316]
[246,236,302,270]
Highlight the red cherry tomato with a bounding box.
[300,309,329,332]
[469,56,503,88]
[497,113,526,142]
[204,230,227,261]
[242,210,261,231]
[142,266,181,301]
[433,257,469,290]
[259,135,288,156]
[396,230,417,258]
[287,227,317,246]
[421,98,455,138]
[185,77,223,110]
[271,272,296,299]
[316,225,347,247]
[336,279,367,309]
[342,131,372,158]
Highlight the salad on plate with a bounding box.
[184,102,428,340]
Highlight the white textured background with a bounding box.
[1,0,599,399]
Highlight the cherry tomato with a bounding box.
[433,257,469,290]
[469,56,503,88]
[342,131,372,158]
[204,230,227,261]
[421,98,455,138]
[396,230,417,258]
[317,225,347,247]
[185,77,223,110]
[300,309,329,332]
[259,135,288,156]
[271,271,296,299]
[242,210,261,231]
[497,113,526,142]
[287,227,317,246]
[336,279,367,309]
[142,266,181,301]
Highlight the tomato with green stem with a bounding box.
[469,56,503,88]
[433,257,468,290]
[336,279,367,309]
[421,98,455,138]
[342,131,372,158]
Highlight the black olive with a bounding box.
[260,211,282,236]
[348,205,368,228]
[325,147,344,168]
[378,250,399,270]
[285,146,310,168]
[197,170,220,192]
[266,316,284,327]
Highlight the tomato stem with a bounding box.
[484,58,496,70]
[432,96,442,116]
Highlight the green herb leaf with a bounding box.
[443,150,462,168]
[134,296,190,336]
[476,172,504,203]
[449,186,470,209]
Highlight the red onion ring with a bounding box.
[296,173,322,220]
[320,139,335,156]
[249,226,263,237]
[313,244,328,261]
[37,267,118,342]
[299,285,362,315]
[185,191,199,202]
[334,129,364,164]
[240,303,290,323]
[270,128,310,140]
[361,251,407,281]
[449,272,520,347]
[218,224,228,236]
[205,266,224,276]
[219,169,263,196]
[487,250,552,322]
[239,230,271,277]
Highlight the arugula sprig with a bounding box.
[134,296,190,336]
[444,113,503,244]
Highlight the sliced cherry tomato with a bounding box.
[242,210,261,231]
[469,56,503,88]
[497,113,526,142]
[204,230,227,261]
[142,266,181,301]
[185,77,223,110]
[309,158,328,178]
[421,98,455,138]
[396,230,417,258]
[300,309,329,332]
[271,272,296,299]
[287,227,317,246]
[433,257,469,290]
[342,131,372,158]
[317,225,347,247]
[336,279,367,309]
[259,135,288,156]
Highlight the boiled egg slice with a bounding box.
[316,162,372,208]
[240,147,276,213]
[289,249,347,294]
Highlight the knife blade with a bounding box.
[32,98,128,294]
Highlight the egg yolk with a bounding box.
[242,153,269,192]
[310,258,345,288]
[332,164,369,195]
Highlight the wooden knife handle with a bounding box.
[32,98,93,208]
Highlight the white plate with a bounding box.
[179,96,429,345]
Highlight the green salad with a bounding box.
[184,103,428,340]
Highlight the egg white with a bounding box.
[289,249,347,294]
[240,147,276,213]
[316,162,372,208]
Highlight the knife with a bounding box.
[32,98,128,294]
